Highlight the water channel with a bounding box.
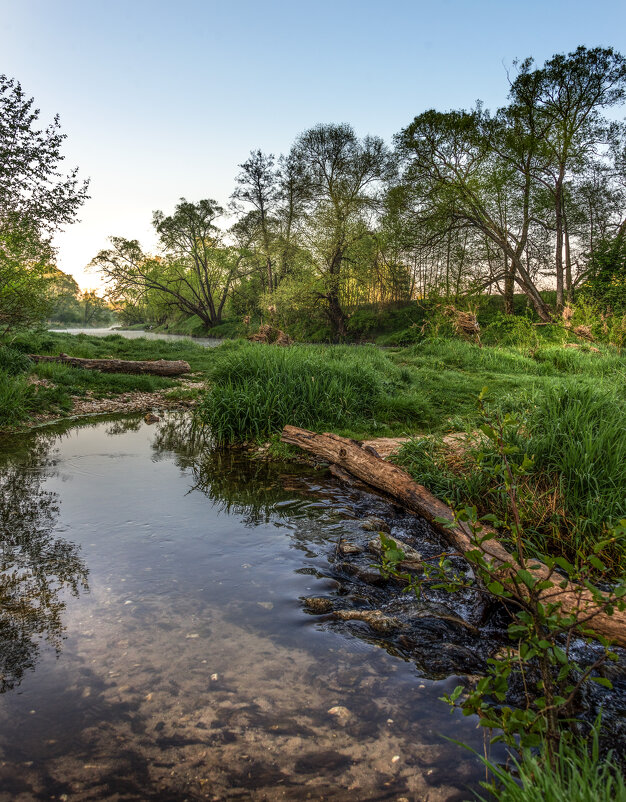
[0,412,501,801]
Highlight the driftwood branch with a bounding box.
[281,425,626,648]
[29,353,191,377]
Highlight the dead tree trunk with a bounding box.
[281,425,626,648]
[29,353,191,376]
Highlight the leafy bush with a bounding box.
[482,312,542,350]
[579,236,626,313]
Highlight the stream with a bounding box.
[1,412,624,800]
[0,411,509,801]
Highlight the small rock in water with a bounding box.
[303,597,334,614]
[328,705,351,721]
[360,516,390,533]
[337,562,386,586]
[368,536,423,568]
[338,540,364,556]
[334,609,403,634]
[144,412,160,424]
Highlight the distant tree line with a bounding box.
[2,47,626,339]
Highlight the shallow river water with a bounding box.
[0,413,505,801]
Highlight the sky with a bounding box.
[2,0,626,290]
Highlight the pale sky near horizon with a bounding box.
[3,0,626,290]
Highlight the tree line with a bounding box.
[2,46,626,339]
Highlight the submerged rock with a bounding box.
[367,535,423,569]
[360,516,390,533]
[303,597,334,614]
[334,609,403,634]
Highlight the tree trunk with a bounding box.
[555,176,565,310]
[504,254,515,314]
[29,354,191,376]
[280,426,626,648]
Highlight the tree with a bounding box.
[93,200,242,329]
[232,150,278,292]
[0,74,89,331]
[289,123,395,338]
[396,108,554,321]
[509,47,626,307]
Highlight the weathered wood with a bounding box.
[281,425,626,648]
[29,353,191,376]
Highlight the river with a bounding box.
[51,327,224,348]
[0,412,500,800]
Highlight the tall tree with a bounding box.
[396,108,553,321]
[0,74,89,331]
[510,47,626,307]
[289,123,395,338]
[232,150,278,292]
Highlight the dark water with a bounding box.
[0,413,503,801]
[51,328,223,348]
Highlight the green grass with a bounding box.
[393,382,626,571]
[477,732,626,802]
[195,341,410,443]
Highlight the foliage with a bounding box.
[195,342,391,443]
[0,346,32,375]
[476,727,626,802]
[395,383,626,573]
[0,73,88,333]
[193,340,431,442]
[580,235,626,313]
[381,394,626,771]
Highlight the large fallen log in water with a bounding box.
[281,425,626,648]
[29,353,191,377]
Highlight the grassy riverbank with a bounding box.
[2,328,625,570]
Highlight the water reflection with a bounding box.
[0,435,89,692]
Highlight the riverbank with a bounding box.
[1,330,625,796]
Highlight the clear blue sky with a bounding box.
[3,0,626,289]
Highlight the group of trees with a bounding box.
[2,46,626,340]
[93,46,626,337]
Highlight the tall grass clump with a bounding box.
[0,373,29,425]
[395,382,626,570]
[478,731,626,802]
[196,342,393,443]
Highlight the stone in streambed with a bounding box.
[334,609,403,634]
[360,516,390,533]
[303,597,334,614]
[338,539,364,556]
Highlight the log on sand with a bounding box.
[281,425,626,648]
[29,353,191,377]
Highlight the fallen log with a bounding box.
[281,425,626,648]
[28,353,191,377]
